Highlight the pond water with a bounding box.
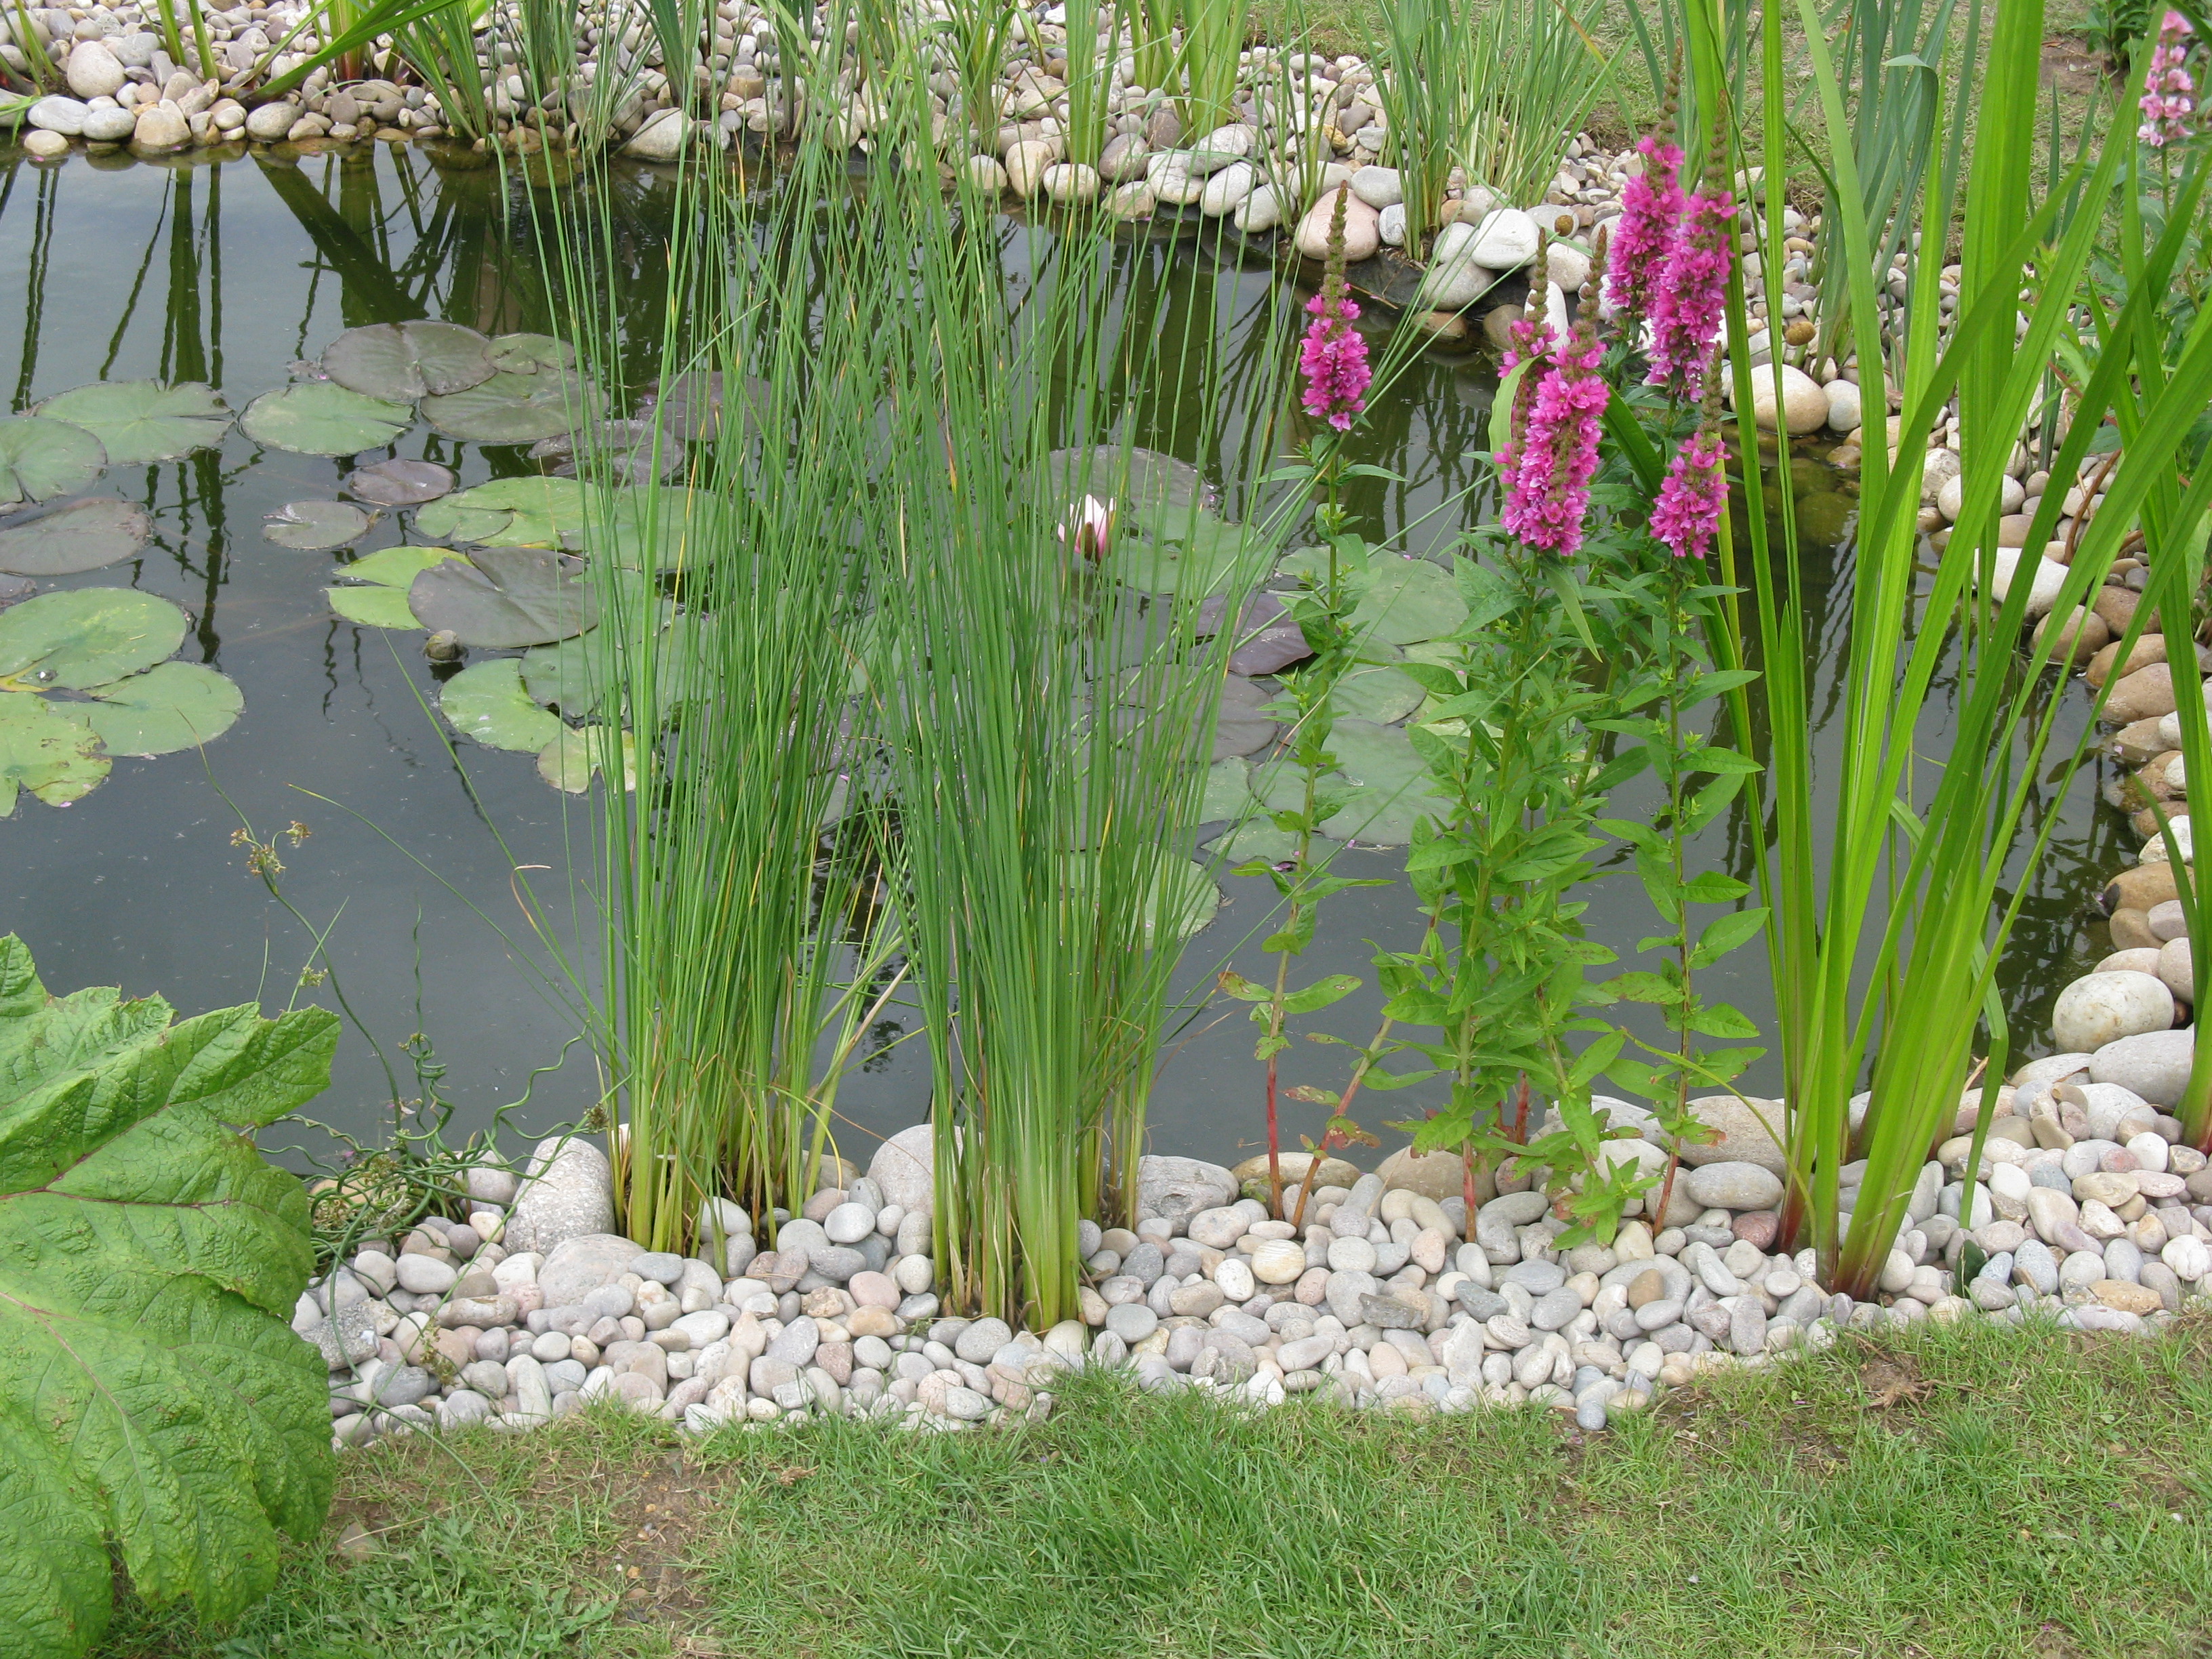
[0,141,2129,1172]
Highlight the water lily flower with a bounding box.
[1060,494,1116,560]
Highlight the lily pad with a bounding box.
[0,693,108,813]
[1046,446,1208,514]
[487,333,577,374]
[325,544,468,629]
[62,660,243,756]
[1199,756,1254,821]
[0,416,106,507]
[420,366,590,444]
[1202,590,1311,676]
[408,548,594,647]
[264,500,377,552]
[413,476,589,548]
[0,498,151,575]
[0,588,187,690]
[1214,672,1279,760]
[537,726,637,792]
[1326,718,1429,793]
[640,371,772,443]
[1204,821,1304,865]
[438,657,563,753]
[35,380,230,465]
[1332,661,1425,724]
[1351,557,1467,645]
[519,604,706,716]
[241,382,413,456]
[1107,502,1261,596]
[321,319,497,401]
[345,458,455,506]
[592,486,737,571]
[1065,851,1223,945]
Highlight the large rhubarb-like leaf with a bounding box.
[0,935,337,1658]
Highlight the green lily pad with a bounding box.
[345,458,455,506]
[325,544,467,629]
[1199,756,1253,820]
[0,588,187,690]
[1250,757,1336,814]
[1063,851,1222,945]
[591,486,737,571]
[0,417,106,506]
[1107,503,1261,596]
[264,500,377,552]
[1331,661,1425,724]
[1327,718,1428,792]
[1203,821,1304,865]
[413,476,589,548]
[0,693,108,813]
[63,660,243,756]
[419,366,590,444]
[35,380,230,465]
[538,726,637,793]
[640,371,772,443]
[0,498,151,575]
[322,319,497,401]
[1319,784,1454,846]
[487,333,577,374]
[518,602,703,717]
[241,382,413,456]
[408,548,594,647]
[1350,557,1467,645]
[1046,446,1208,514]
[439,658,564,753]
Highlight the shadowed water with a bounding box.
[0,142,2127,1170]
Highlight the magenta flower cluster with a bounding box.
[1649,428,1727,560]
[1498,322,1610,557]
[1646,188,1736,401]
[1300,290,1372,431]
[2142,10,2198,147]
[1603,136,1685,323]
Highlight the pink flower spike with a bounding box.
[1300,289,1372,431]
[1500,329,1607,557]
[1646,190,1735,401]
[2142,9,2200,146]
[1650,429,1728,559]
[1603,136,1685,325]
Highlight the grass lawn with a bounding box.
[99,1314,2212,1658]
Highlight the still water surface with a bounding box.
[0,143,2127,1170]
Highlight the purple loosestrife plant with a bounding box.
[1300,190,1374,432]
[1650,426,1727,560]
[2142,10,2199,146]
[1645,188,1736,401]
[1604,134,1685,329]
[1500,324,1610,557]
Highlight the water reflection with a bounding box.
[0,144,2123,1169]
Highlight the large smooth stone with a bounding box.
[621,108,691,162]
[1417,220,1497,310]
[1294,190,1381,262]
[1230,1151,1361,1196]
[1199,160,1254,216]
[506,1134,616,1254]
[1376,1145,1490,1203]
[1465,207,1540,269]
[81,105,136,142]
[1136,1155,1237,1224]
[1736,364,1828,435]
[537,1233,647,1308]
[1233,182,1282,233]
[867,1123,934,1216]
[28,96,91,136]
[1349,164,1402,208]
[1987,548,2070,619]
[1825,379,1862,432]
[1669,1095,1788,1173]
[2108,664,2179,724]
[246,99,298,140]
[132,101,189,150]
[2089,1029,2195,1106]
[1683,1161,1784,1211]
[64,41,125,100]
[2158,936,2194,1002]
[2051,970,2175,1053]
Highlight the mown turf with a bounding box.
[96,1314,2212,1658]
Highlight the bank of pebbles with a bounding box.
[300,1054,2212,1452]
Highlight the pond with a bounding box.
[0,140,2130,1170]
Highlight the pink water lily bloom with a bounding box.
[1059,494,1117,560]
